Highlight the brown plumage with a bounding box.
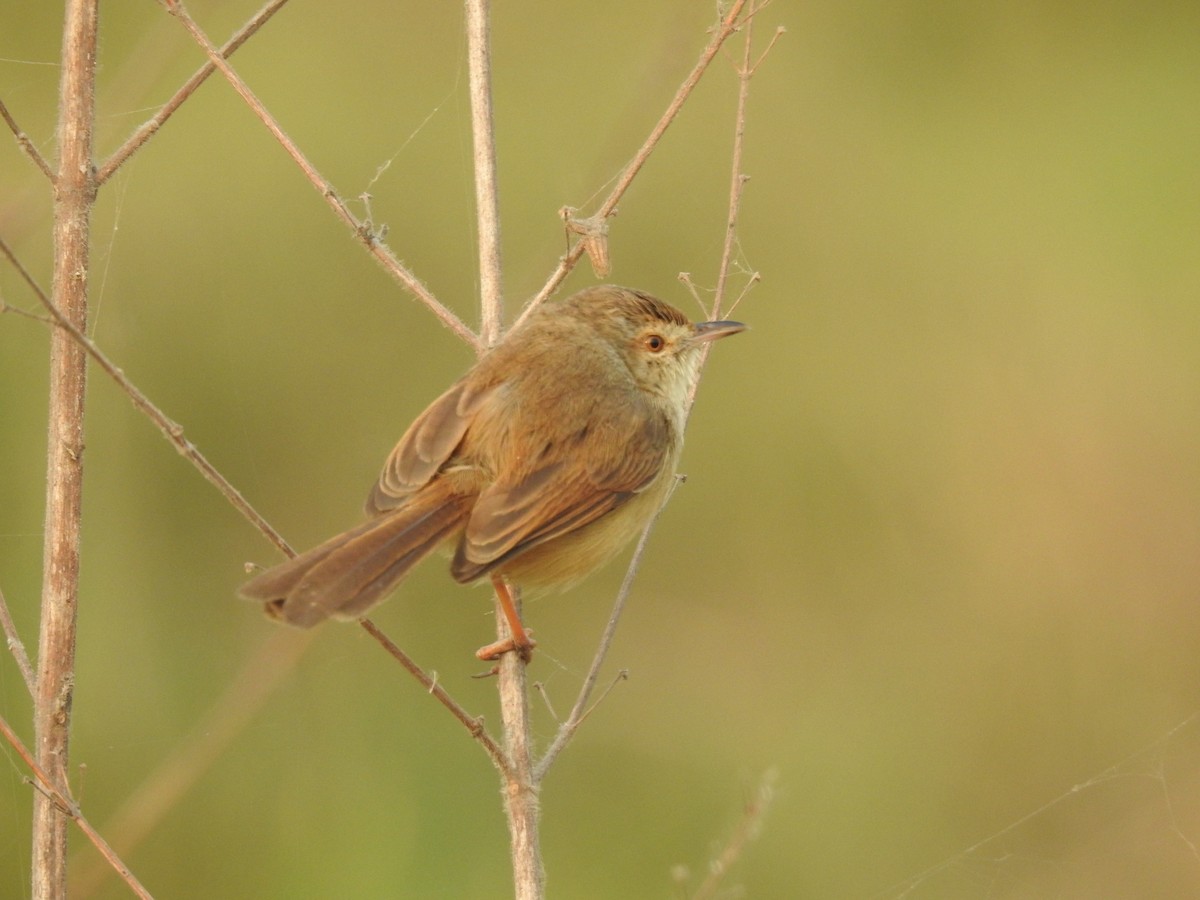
[240,285,744,633]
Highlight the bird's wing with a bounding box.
[450,405,671,582]
[366,377,498,515]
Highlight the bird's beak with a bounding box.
[691,319,747,343]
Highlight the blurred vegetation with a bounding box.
[3,1,1200,897]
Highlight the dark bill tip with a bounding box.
[692,319,748,343]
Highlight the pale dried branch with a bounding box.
[520,0,754,325]
[358,617,511,779]
[34,1,98,892]
[492,593,545,900]
[712,2,779,320]
[0,586,35,696]
[0,233,47,298]
[463,4,543,895]
[465,0,504,346]
[159,0,479,349]
[0,712,155,900]
[686,1,773,414]
[0,97,55,181]
[534,477,680,781]
[537,0,773,784]
[2,233,292,556]
[20,269,293,557]
[2,234,292,555]
[689,769,777,900]
[98,0,292,184]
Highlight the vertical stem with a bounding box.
[33,0,98,896]
[465,0,504,345]
[712,8,756,317]
[496,614,544,900]
[464,2,540,895]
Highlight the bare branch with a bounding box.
[0,233,49,300]
[33,2,99,892]
[25,278,294,557]
[535,477,681,781]
[358,617,512,779]
[159,0,479,349]
[0,97,55,182]
[686,0,772,412]
[465,0,504,346]
[689,769,777,900]
[520,0,753,324]
[713,2,779,320]
[0,586,35,696]
[98,0,292,184]
[463,4,543,894]
[0,712,155,900]
[491,589,544,900]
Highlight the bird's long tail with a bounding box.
[240,483,472,627]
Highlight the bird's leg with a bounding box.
[475,574,537,663]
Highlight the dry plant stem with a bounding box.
[462,3,542,895]
[8,261,494,888]
[0,235,49,299]
[465,0,504,346]
[97,0,291,184]
[712,11,758,315]
[685,4,775,414]
[0,97,55,181]
[1,713,155,900]
[537,12,773,779]
[33,2,98,895]
[358,618,511,778]
[159,0,478,350]
[0,586,36,695]
[494,594,545,900]
[521,0,751,323]
[72,628,316,899]
[6,247,293,557]
[690,769,776,900]
[534,482,678,781]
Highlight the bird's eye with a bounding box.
[644,334,666,352]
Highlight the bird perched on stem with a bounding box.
[241,285,745,660]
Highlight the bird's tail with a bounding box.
[240,483,472,627]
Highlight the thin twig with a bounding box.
[0,712,155,900]
[7,251,292,557]
[465,0,504,347]
[712,5,779,321]
[358,617,512,779]
[1,235,291,555]
[689,769,777,900]
[0,96,55,182]
[535,478,680,781]
[97,0,292,184]
[72,627,317,899]
[518,0,753,326]
[574,670,629,727]
[0,586,35,696]
[158,0,479,349]
[685,1,775,412]
[711,14,755,318]
[6,232,504,874]
[0,233,48,298]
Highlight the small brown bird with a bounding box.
[241,285,744,658]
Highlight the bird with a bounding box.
[240,284,745,659]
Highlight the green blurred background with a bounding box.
[4,1,1200,897]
